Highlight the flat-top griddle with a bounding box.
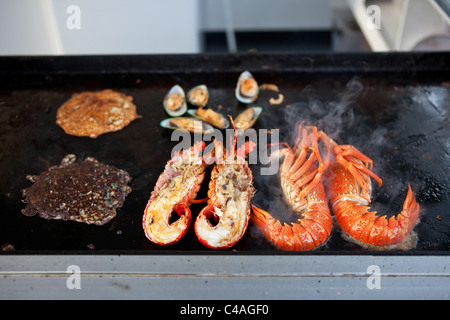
[0,52,448,254]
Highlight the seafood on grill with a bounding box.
[160,117,214,134]
[259,83,279,92]
[269,94,284,105]
[22,154,132,225]
[321,134,421,250]
[235,71,259,104]
[251,124,332,251]
[195,116,256,249]
[142,141,210,245]
[259,83,284,105]
[163,85,187,117]
[187,84,209,107]
[187,107,230,129]
[234,106,263,132]
[56,89,140,139]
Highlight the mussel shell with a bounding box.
[235,71,259,104]
[187,84,209,107]
[187,108,230,129]
[234,106,263,131]
[160,117,214,134]
[163,85,187,117]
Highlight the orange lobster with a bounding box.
[321,134,421,250]
[142,141,209,245]
[251,124,332,251]
[195,117,256,249]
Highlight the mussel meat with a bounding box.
[187,107,229,129]
[234,106,262,132]
[235,71,259,104]
[160,117,214,134]
[187,85,209,107]
[163,85,187,117]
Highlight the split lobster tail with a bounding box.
[142,141,208,246]
[143,203,192,246]
[195,203,250,249]
[194,116,255,249]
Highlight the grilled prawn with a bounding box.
[142,141,208,245]
[194,117,256,249]
[251,124,332,251]
[322,135,420,250]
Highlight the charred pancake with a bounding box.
[21,154,132,225]
[56,89,140,138]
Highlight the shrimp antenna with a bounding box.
[228,115,238,154]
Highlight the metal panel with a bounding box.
[1,255,449,299]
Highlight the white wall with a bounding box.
[0,0,201,55]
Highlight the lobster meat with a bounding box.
[194,117,256,249]
[251,124,333,251]
[321,134,421,250]
[142,141,209,245]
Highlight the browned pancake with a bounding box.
[21,154,132,225]
[56,89,140,138]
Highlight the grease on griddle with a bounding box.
[21,154,132,225]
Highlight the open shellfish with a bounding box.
[163,85,187,117]
[235,71,259,104]
[187,85,209,108]
[234,106,262,131]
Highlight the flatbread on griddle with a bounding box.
[21,154,132,225]
[56,89,140,138]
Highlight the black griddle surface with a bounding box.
[0,53,449,254]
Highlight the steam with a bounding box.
[253,78,368,224]
[252,76,411,227]
[282,77,365,142]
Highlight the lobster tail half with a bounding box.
[143,203,192,246]
[142,141,207,246]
